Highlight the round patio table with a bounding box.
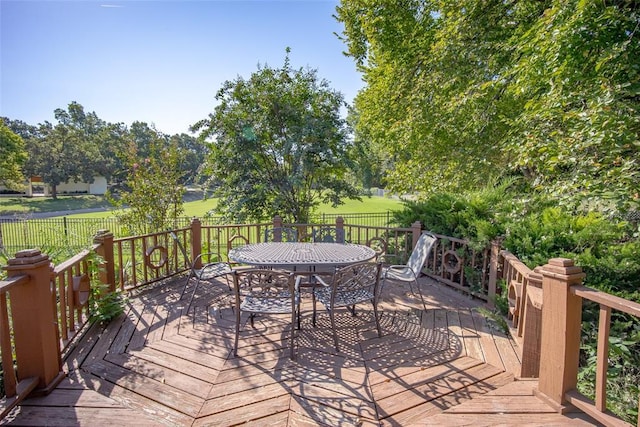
[228,242,376,269]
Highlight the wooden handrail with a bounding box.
[572,285,640,317]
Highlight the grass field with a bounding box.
[0,195,112,215]
[0,194,404,256]
[1,193,403,218]
[0,195,402,218]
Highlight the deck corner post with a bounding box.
[190,217,202,269]
[536,258,585,410]
[411,221,422,249]
[4,249,65,395]
[273,215,283,229]
[93,229,115,292]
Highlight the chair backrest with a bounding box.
[227,234,249,252]
[313,227,345,243]
[264,227,298,243]
[366,236,387,260]
[233,269,295,308]
[331,261,382,305]
[406,233,437,275]
[169,231,192,266]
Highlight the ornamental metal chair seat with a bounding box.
[312,261,383,352]
[383,232,437,310]
[232,269,300,360]
[170,232,233,307]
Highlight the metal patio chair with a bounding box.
[312,261,383,352]
[382,232,437,310]
[231,269,300,360]
[170,232,233,307]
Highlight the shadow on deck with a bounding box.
[5,275,599,426]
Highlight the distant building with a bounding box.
[0,176,108,196]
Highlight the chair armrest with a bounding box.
[387,264,411,272]
[311,274,331,288]
[194,252,225,265]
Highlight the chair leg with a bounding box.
[413,277,429,312]
[312,292,317,327]
[373,299,382,338]
[290,307,296,360]
[329,310,340,352]
[234,308,240,357]
[179,273,195,301]
[187,278,201,309]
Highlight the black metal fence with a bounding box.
[0,212,398,255]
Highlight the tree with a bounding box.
[169,133,208,185]
[108,128,186,235]
[335,0,640,214]
[22,102,107,198]
[0,118,27,190]
[192,50,360,223]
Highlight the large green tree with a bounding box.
[23,102,108,198]
[192,51,359,223]
[336,0,639,214]
[0,118,27,190]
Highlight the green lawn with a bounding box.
[1,194,403,219]
[0,195,112,215]
[67,194,402,219]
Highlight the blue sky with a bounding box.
[1,0,363,135]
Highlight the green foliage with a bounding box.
[392,178,524,250]
[393,181,640,424]
[108,124,186,235]
[0,118,27,190]
[88,283,126,324]
[336,0,640,216]
[21,103,114,199]
[192,49,360,224]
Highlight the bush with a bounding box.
[393,180,639,424]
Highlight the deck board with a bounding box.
[6,274,601,426]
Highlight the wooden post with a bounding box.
[272,216,283,242]
[487,239,502,309]
[273,215,283,229]
[520,269,543,378]
[411,221,422,249]
[336,216,345,243]
[4,249,65,395]
[93,230,115,293]
[536,258,585,411]
[190,218,202,269]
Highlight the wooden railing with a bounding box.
[51,245,97,355]
[421,233,494,302]
[3,218,638,425]
[0,273,38,417]
[1,250,65,418]
[495,249,544,377]
[535,258,639,427]
[567,286,640,426]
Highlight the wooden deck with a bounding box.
[4,274,599,426]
